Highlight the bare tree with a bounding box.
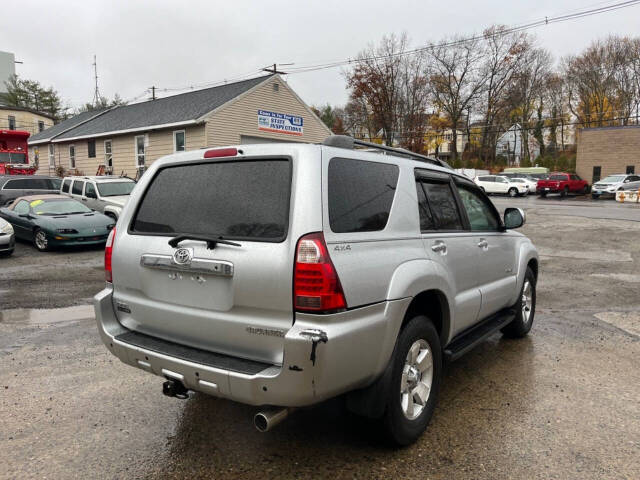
[426,36,487,162]
[397,51,431,152]
[478,26,530,163]
[346,33,408,145]
[508,47,552,161]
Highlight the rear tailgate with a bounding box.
[110,150,321,365]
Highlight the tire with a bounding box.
[583,185,590,195]
[560,186,569,198]
[501,267,536,338]
[33,228,49,252]
[539,192,547,198]
[508,188,518,197]
[591,194,599,200]
[383,316,442,446]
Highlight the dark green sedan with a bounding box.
[0,195,115,251]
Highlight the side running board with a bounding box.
[444,309,515,362]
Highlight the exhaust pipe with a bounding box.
[254,407,290,432]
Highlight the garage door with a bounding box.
[240,135,300,144]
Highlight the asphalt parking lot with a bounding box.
[1,196,639,479]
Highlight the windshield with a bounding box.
[29,198,92,215]
[599,175,626,183]
[97,181,136,197]
[0,152,27,163]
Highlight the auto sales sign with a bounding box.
[257,110,304,136]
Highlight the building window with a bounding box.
[38,121,45,132]
[48,144,55,167]
[104,140,112,167]
[88,139,96,158]
[69,145,76,169]
[626,165,635,174]
[273,83,279,92]
[592,166,601,183]
[173,130,185,152]
[135,135,146,167]
[8,116,16,130]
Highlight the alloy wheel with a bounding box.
[400,339,433,420]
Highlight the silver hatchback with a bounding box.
[94,136,538,445]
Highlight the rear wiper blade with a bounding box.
[168,234,241,250]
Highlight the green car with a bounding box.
[0,195,115,251]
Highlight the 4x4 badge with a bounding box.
[172,247,192,265]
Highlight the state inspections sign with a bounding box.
[258,110,304,136]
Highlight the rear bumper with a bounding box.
[94,286,409,407]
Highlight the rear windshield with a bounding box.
[0,152,26,163]
[549,174,568,181]
[131,160,291,241]
[97,181,136,197]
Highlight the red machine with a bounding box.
[0,130,36,175]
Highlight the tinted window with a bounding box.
[132,160,291,241]
[26,179,52,190]
[570,174,578,180]
[50,178,62,190]
[85,183,97,198]
[3,179,30,189]
[328,158,399,233]
[456,183,500,231]
[96,181,136,197]
[415,181,435,231]
[72,181,84,195]
[62,179,71,193]
[478,176,493,182]
[422,181,463,230]
[550,174,568,181]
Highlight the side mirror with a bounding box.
[504,208,525,229]
[624,179,630,183]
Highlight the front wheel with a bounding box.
[508,187,518,197]
[383,316,442,445]
[502,267,536,338]
[33,229,49,252]
[560,186,569,197]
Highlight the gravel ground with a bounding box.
[1,198,639,479]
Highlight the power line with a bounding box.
[283,0,640,75]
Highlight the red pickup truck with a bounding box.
[537,172,589,197]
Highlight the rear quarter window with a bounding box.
[61,179,71,193]
[71,181,84,195]
[328,158,399,233]
[131,159,291,241]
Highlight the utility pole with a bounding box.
[262,63,292,75]
[92,55,101,107]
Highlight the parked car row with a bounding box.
[0,174,135,255]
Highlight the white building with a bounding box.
[496,124,540,165]
[425,128,468,160]
[0,51,16,95]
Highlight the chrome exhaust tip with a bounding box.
[254,407,290,432]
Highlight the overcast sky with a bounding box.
[2,0,639,111]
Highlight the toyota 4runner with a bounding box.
[94,136,538,445]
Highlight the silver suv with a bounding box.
[94,137,538,445]
[61,176,136,220]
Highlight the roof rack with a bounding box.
[322,135,452,169]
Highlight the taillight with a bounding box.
[294,232,346,313]
[203,147,238,158]
[105,227,116,283]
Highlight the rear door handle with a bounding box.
[431,241,447,254]
[477,239,489,249]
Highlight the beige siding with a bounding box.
[576,126,640,182]
[0,107,54,135]
[38,125,206,177]
[204,76,331,146]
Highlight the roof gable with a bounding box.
[52,75,273,141]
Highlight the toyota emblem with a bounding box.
[173,247,192,265]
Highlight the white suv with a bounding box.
[94,136,539,445]
[61,176,136,220]
[474,175,529,197]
